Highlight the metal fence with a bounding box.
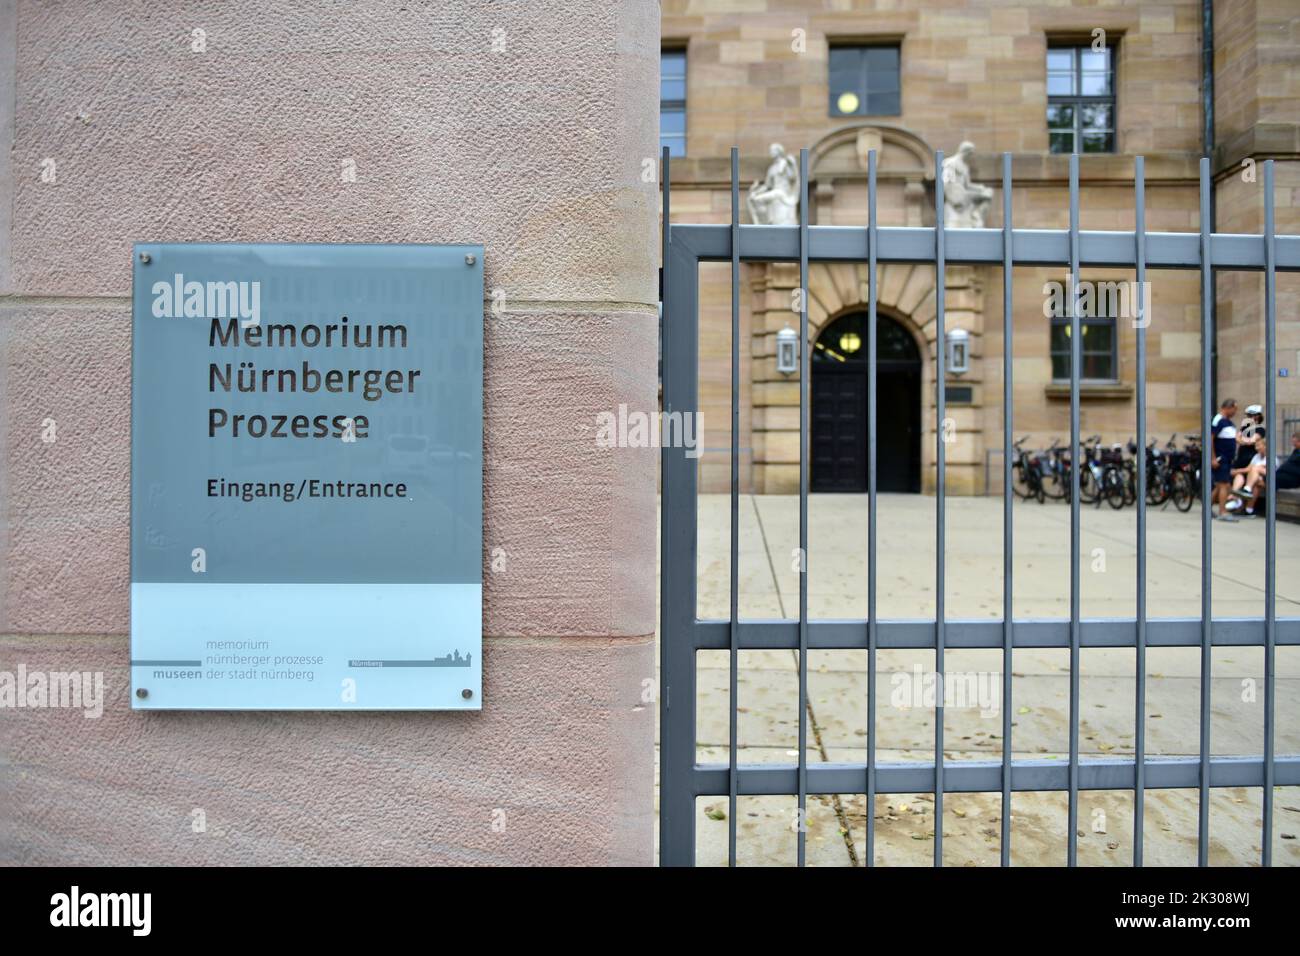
[1283,404,1300,438]
[658,145,1300,866]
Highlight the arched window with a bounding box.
[813,311,919,364]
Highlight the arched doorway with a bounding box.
[811,310,921,492]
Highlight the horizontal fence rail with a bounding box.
[691,617,1300,650]
[693,757,1300,796]
[659,148,1295,868]
[670,224,1300,270]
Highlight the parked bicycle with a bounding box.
[1009,433,1204,511]
[1011,437,1054,502]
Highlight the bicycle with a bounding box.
[1011,436,1046,503]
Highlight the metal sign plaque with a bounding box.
[130,243,483,710]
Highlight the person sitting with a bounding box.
[1228,436,1271,516]
[1229,411,1265,511]
[1277,430,1300,491]
[1231,430,1300,517]
[1231,404,1265,473]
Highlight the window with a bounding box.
[661,48,686,157]
[1050,320,1116,380]
[1047,45,1115,153]
[829,45,900,117]
[1049,283,1118,381]
[813,311,918,364]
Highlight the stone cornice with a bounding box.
[665,152,1212,187]
[1213,123,1300,178]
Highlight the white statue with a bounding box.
[942,141,993,228]
[747,144,799,225]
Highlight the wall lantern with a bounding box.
[776,325,800,375]
[946,328,970,376]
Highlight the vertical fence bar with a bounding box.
[1134,156,1148,867]
[1067,153,1081,867]
[1198,156,1213,866]
[1000,153,1013,867]
[934,151,946,866]
[797,147,810,868]
[866,149,879,867]
[728,147,740,868]
[660,146,701,866]
[1263,159,1277,866]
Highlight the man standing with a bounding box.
[1210,398,1239,521]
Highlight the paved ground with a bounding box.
[657,493,1300,866]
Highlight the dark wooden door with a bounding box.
[811,363,920,493]
[810,311,922,493]
[812,366,867,491]
[874,364,921,493]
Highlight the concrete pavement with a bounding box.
[659,494,1300,865]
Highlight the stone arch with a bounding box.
[807,123,936,228]
[813,297,930,364]
[749,219,985,495]
[796,259,977,494]
[809,122,935,181]
[806,261,938,350]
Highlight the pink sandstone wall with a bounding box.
[0,0,659,865]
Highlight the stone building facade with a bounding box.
[662,0,1300,495]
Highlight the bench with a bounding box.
[1278,488,1300,524]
